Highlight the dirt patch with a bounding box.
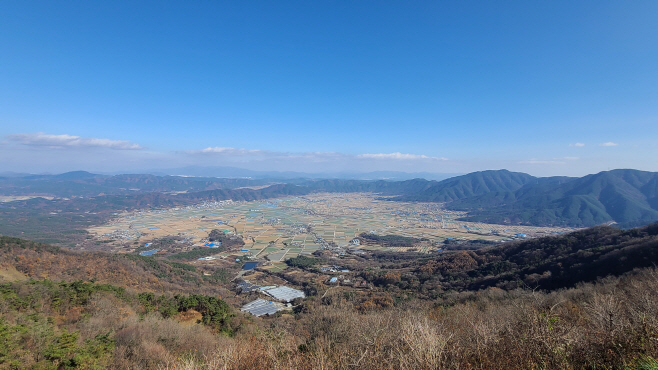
[176,309,203,326]
[0,265,28,282]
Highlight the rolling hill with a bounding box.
[393,169,537,202]
[450,169,658,227]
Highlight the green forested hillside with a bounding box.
[455,169,658,227]
[304,178,436,194]
[394,169,536,202]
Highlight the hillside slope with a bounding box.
[349,222,658,296]
[304,178,436,195]
[0,236,234,296]
[395,169,536,202]
[455,169,658,227]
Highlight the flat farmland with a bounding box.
[88,193,575,261]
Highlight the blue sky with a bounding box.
[1,1,657,176]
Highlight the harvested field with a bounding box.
[89,193,574,261]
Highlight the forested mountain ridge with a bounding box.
[453,169,658,227]
[443,222,658,291]
[304,178,436,195]
[376,168,658,227]
[393,169,537,202]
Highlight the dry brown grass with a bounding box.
[148,268,658,370]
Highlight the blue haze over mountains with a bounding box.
[1,168,657,228]
[142,166,462,181]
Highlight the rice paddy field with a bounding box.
[88,193,575,261]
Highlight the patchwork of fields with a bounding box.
[89,193,575,261]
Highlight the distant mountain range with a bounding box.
[0,171,274,198]
[2,168,658,228]
[391,169,658,228]
[450,169,658,228]
[141,166,461,181]
[0,168,460,198]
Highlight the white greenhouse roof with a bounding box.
[263,286,306,302]
[240,299,283,317]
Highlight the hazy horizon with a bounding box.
[2,165,651,182]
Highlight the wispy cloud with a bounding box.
[191,147,446,162]
[357,152,447,160]
[569,143,585,147]
[200,147,264,155]
[599,142,619,147]
[6,132,143,150]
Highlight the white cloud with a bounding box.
[192,148,447,162]
[192,148,356,164]
[556,157,579,161]
[599,142,619,147]
[282,152,348,161]
[6,132,143,150]
[569,143,585,147]
[200,147,264,155]
[357,152,447,160]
